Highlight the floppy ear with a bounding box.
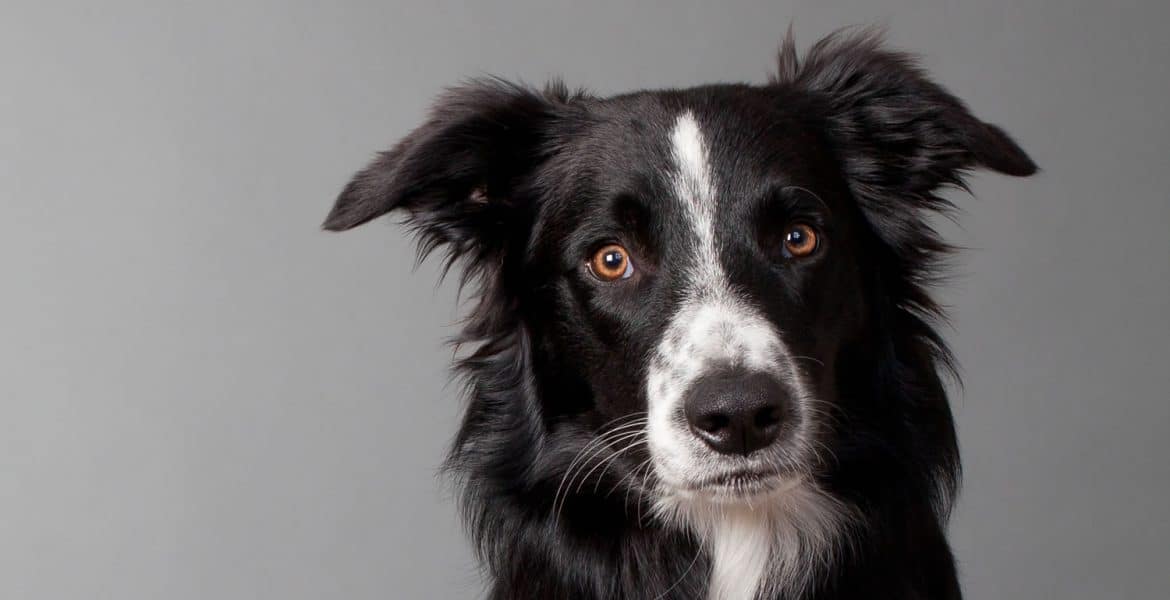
[324,80,569,276]
[775,29,1036,216]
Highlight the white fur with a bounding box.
[654,482,853,600]
[708,507,773,600]
[645,111,848,600]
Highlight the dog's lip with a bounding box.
[679,467,802,495]
[697,468,779,487]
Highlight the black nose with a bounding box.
[683,370,790,456]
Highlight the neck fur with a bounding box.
[655,481,852,600]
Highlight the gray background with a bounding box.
[2,1,1167,598]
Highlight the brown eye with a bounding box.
[589,244,634,281]
[782,223,820,258]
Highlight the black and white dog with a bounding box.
[325,29,1035,600]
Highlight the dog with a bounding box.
[324,29,1036,600]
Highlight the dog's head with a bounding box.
[325,31,1035,527]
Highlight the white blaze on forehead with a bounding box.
[669,112,721,291]
[670,112,715,205]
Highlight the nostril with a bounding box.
[754,405,782,429]
[696,413,730,434]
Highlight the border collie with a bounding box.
[324,29,1036,600]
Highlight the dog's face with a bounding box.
[523,92,870,508]
[325,35,1035,530]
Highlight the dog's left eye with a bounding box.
[588,244,635,281]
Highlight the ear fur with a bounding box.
[323,79,578,270]
[774,27,1036,200]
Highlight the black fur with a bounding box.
[325,29,1036,599]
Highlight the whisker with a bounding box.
[652,542,703,600]
[570,431,646,495]
[552,422,648,524]
[611,456,654,502]
[551,418,648,520]
[636,459,656,526]
[789,354,826,367]
[587,438,647,494]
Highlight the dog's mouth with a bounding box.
[672,467,805,502]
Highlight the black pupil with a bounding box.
[603,251,624,269]
[786,228,805,245]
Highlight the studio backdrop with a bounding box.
[2,1,1167,599]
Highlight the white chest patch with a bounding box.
[708,508,773,600]
[662,486,851,600]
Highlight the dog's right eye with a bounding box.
[588,244,635,282]
[782,223,820,259]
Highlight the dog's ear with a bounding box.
[324,80,569,271]
[776,28,1037,203]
